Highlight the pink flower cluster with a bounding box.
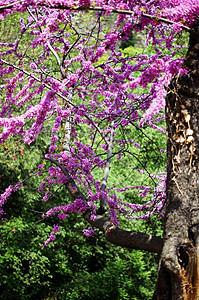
[41,224,61,249]
[83,227,97,237]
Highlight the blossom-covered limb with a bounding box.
[44,155,163,253]
[27,7,66,78]
[1,59,108,144]
[44,155,87,201]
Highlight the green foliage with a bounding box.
[0,156,159,300]
[0,216,159,300]
[54,247,158,300]
[0,214,159,300]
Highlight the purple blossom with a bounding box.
[42,224,61,249]
[42,191,51,202]
[38,164,45,169]
[83,227,97,237]
[0,185,13,216]
[122,23,133,36]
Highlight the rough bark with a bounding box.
[83,212,163,253]
[153,28,199,299]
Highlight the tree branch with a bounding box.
[84,211,163,253]
[0,0,22,10]
[62,89,73,155]
[44,155,163,254]
[97,121,114,214]
[27,7,66,78]
[0,2,190,31]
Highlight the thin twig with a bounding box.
[62,88,73,154]
[19,170,48,184]
[62,35,81,63]
[125,150,157,186]
[97,121,114,214]
[101,121,114,192]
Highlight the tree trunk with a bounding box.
[153,28,199,299]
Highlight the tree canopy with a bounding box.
[0,1,199,298]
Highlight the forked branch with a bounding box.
[45,156,163,254]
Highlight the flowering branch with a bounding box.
[0,0,22,9]
[27,7,66,78]
[0,59,108,145]
[0,2,190,31]
[44,156,163,253]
